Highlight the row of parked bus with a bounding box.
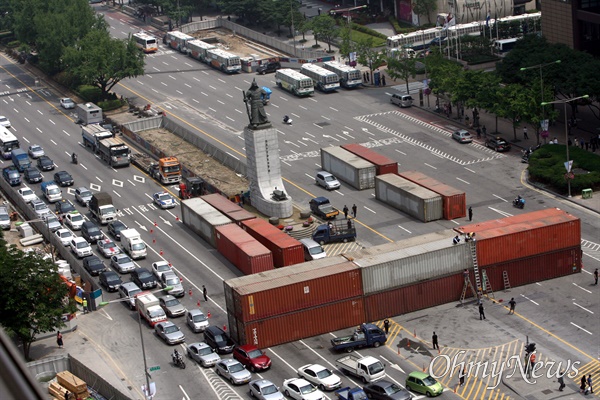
[164,31,242,73]
[275,62,363,97]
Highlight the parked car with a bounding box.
[131,267,157,289]
[108,220,128,240]
[152,260,171,280]
[297,364,341,391]
[0,206,9,230]
[55,199,76,217]
[281,378,324,400]
[0,115,11,128]
[257,61,281,75]
[60,98,76,109]
[405,372,443,397]
[30,198,50,218]
[81,221,103,243]
[54,171,74,186]
[153,191,176,209]
[36,156,55,171]
[452,129,473,144]
[390,94,413,108]
[111,253,135,274]
[315,171,341,191]
[3,166,21,186]
[99,271,122,292]
[215,359,252,385]
[204,326,235,354]
[18,186,38,203]
[118,281,141,309]
[186,309,209,333]
[70,237,93,258]
[23,167,43,184]
[28,144,45,159]
[233,345,271,372]
[154,321,185,345]
[485,136,511,152]
[54,228,75,246]
[160,271,184,297]
[75,186,93,206]
[249,379,285,400]
[64,211,84,230]
[83,255,107,276]
[187,342,221,367]
[159,295,186,318]
[364,380,413,400]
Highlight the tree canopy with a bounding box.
[309,15,340,52]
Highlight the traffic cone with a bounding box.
[152,239,156,244]
[176,216,180,221]
[222,325,227,331]
[150,229,153,234]
[413,329,417,338]
[154,221,157,227]
[207,311,211,318]
[197,300,200,307]
[160,249,163,256]
[188,289,193,296]
[422,363,426,372]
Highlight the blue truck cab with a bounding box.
[312,219,356,245]
[331,323,387,352]
[335,387,367,400]
[11,148,31,172]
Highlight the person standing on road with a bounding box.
[580,376,587,393]
[594,268,598,285]
[459,367,466,386]
[558,371,565,391]
[352,204,357,218]
[56,331,63,349]
[508,298,516,314]
[432,332,439,350]
[523,126,529,139]
[468,206,473,221]
[588,374,593,393]
[381,75,386,86]
[343,205,349,219]
[479,303,486,320]
[383,319,390,334]
[202,285,208,302]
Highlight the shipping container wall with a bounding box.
[238,241,275,274]
[228,209,257,224]
[232,297,366,348]
[321,147,377,190]
[215,224,274,274]
[342,143,398,175]
[364,272,465,322]
[375,174,443,222]
[201,193,243,214]
[181,198,232,247]
[457,208,575,234]
[241,219,304,268]
[442,193,467,220]
[481,247,581,291]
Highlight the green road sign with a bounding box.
[148,365,160,372]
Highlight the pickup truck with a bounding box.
[335,387,367,400]
[312,219,356,245]
[335,355,386,383]
[309,196,339,220]
[331,323,387,352]
[41,181,62,203]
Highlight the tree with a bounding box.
[386,56,417,93]
[64,29,145,99]
[355,37,387,81]
[493,84,535,141]
[0,236,76,360]
[310,14,339,52]
[338,24,353,61]
[411,0,437,25]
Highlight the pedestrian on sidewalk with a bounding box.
[558,371,565,391]
[587,374,593,393]
[352,204,357,218]
[432,332,439,350]
[363,72,367,82]
[56,331,63,349]
[594,268,598,285]
[580,138,585,149]
[343,205,349,219]
[476,127,481,139]
[479,303,486,320]
[580,376,587,393]
[381,75,386,86]
[574,138,579,147]
[383,319,390,334]
[202,285,208,302]
[482,125,487,137]
[523,126,529,140]
[459,367,466,386]
[82,298,88,314]
[508,298,516,314]
[468,206,473,221]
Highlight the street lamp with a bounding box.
[520,60,561,143]
[541,94,589,198]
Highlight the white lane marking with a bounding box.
[519,293,539,306]
[570,322,593,335]
[492,194,508,202]
[573,303,594,314]
[572,282,592,294]
[398,225,412,234]
[456,177,470,184]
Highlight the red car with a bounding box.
[232,345,271,372]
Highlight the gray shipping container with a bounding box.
[181,198,232,247]
[375,174,443,222]
[321,147,376,190]
[347,230,473,294]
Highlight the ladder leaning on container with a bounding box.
[460,241,483,304]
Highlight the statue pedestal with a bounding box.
[244,126,292,218]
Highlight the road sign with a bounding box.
[564,160,573,173]
[148,365,160,372]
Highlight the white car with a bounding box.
[0,116,11,128]
[28,144,45,159]
[152,260,171,280]
[111,253,135,273]
[281,378,324,400]
[54,228,75,246]
[153,191,176,209]
[70,237,93,258]
[18,187,38,203]
[97,238,121,258]
[64,212,85,230]
[297,364,342,392]
[215,359,252,385]
[60,98,76,109]
[187,342,221,367]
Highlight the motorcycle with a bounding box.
[512,197,525,209]
[71,153,78,165]
[172,352,186,369]
[283,115,292,125]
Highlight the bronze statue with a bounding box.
[243,79,271,129]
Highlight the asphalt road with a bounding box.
[1,8,598,400]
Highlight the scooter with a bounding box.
[172,352,186,369]
[71,153,78,165]
[512,197,525,209]
[283,115,292,125]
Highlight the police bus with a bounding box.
[165,31,194,53]
[275,69,314,97]
[0,126,19,160]
[132,32,158,53]
[187,39,216,63]
[300,63,340,92]
[322,61,363,88]
[205,48,241,74]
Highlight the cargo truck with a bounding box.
[89,192,116,224]
[97,137,130,167]
[335,355,385,383]
[331,323,387,352]
[135,292,167,327]
[312,219,356,245]
[309,197,339,220]
[131,153,181,184]
[82,124,113,152]
[11,148,31,172]
[41,181,62,203]
[121,228,147,259]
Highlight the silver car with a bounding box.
[30,198,51,218]
[43,214,62,232]
[249,379,285,400]
[159,295,186,318]
[118,281,141,309]
[187,342,220,367]
[452,129,473,144]
[315,171,341,191]
[152,260,171,280]
[111,254,135,273]
[154,321,185,345]
[186,309,209,333]
[97,238,121,258]
[215,359,252,385]
[161,271,184,297]
[60,98,75,109]
[74,186,93,206]
[28,144,45,159]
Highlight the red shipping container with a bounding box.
[230,297,366,348]
[364,272,465,322]
[342,143,398,175]
[201,193,243,214]
[480,247,581,290]
[457,208,571,233]
[228,209,257,224]
[241,219,304,268]
[397,170,466,220]
[226,257,362,322]
[215,224,274,275]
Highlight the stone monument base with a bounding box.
[250,192,292,219]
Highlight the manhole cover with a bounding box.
[315,122,331,127]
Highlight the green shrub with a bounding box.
[350,23,388,40]
[98,99,123,111]
[6,40,20,48]
[77,85,103,103]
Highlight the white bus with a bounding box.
[275,69,314,97]
[132,32,158,53]
[300,63,340,92]
[205,48,241,74]
[322,61,362,88]
[493,38,519,53]
[187,39,216,63]
[0,126,19,160]
[165,31,194,53]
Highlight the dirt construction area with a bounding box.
[190,28,284,59]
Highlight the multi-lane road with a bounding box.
[1,6,598,400]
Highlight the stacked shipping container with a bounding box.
[341,144,398,175]
[375,174,444,222]
[321,147,377,190]
[240,219,304,268]
[181,198,231,247]
[201,194,256,224]
[215,224,274,274]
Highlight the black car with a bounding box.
[83,255,107,276]
[485,136,512,152]
[131,267,157,289]
[364,380,413,400]
[2,166,21,186]
[36,156,55,171]
[55,199,76,217]
[81,221,103,243]
[204,326,235,354]
[257,61,280,75]
[24,167,43,184]
[54,171,74,186]
[108,220,128,241]
[99,271,122,292]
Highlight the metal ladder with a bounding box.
[481,270,495,300]
[470,241,483,298]
[503,271,511,292]
[459,276,479,304]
